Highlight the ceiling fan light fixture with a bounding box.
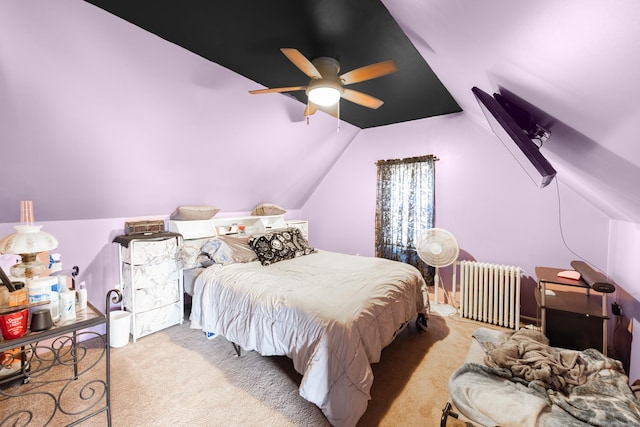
[308,86,342,106]
[250,49,398,117]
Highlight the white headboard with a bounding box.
[168,215,287,240]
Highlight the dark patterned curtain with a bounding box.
[375,155,436,286]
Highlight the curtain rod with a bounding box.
[375,155,439,166]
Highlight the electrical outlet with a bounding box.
[612,302,621,316]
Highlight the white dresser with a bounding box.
[115,233,183,342]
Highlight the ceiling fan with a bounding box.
[249,48,398,119]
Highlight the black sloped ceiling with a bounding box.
[84,0,462,128]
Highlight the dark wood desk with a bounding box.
[535,266,608,354]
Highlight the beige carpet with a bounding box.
[104,313,497,426]
[2,312,502,426]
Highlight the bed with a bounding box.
[182,227,430,427]
[442,327,640,427]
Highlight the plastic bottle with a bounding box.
[77,281,87,311]
[27,277,52,304]
[49,253,62,273]
[57,275,67,292]
[60,289,76,321]
[58,276,76,322]
[27,277,56,320]
[50,281,61,323]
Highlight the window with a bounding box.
[375,155,437,285]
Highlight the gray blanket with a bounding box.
[484,328,589,392]
[449,328,640,427]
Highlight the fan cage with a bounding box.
[416,228,459,268]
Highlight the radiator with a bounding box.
[454,261,522,330]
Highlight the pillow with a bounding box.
[201,238,234,265]
[250,203,286,216]
[197,254,215,268]
[170,205,220,220]
[248,227,316,266]
[217,235,258,263]
[177,238,212,269]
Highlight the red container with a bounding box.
[0,308,29,340]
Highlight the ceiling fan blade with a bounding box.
[280,48,322,79]
[342,89,384,109]
[249,85,306,94]
[340,60,398,85]
[304,103,317,116]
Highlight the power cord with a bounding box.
[554,176,609,277]
[554,176,621,317]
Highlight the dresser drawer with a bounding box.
[122,260,180,289]
[121,238,179,265]
[123,280,181,312]
[131,302,182,338]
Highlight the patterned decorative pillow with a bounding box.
[248,227,316,266]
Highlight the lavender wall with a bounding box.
[0,209,304,314]
[2,0,639,381]
[303,112,610,274]
[608,221,640,381]
[302,112,639,378]
[0,0,351,317]
[0,218,123,319]
[0,0,360,223]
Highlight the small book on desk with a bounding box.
[557,270,581,280]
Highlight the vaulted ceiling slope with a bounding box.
[83,0,462,129]
[2,1,640,224]
[383,1,640,223]
[82,0,640,223]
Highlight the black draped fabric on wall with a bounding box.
[375,155,436,286]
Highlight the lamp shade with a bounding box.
[0,225,58,279]
[0,225,58,255]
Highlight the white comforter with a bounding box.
[190,250,429,427]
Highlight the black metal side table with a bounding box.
[0,289,121,426]
[535,266,608,354]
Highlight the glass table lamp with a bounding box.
[0,225,59,279]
